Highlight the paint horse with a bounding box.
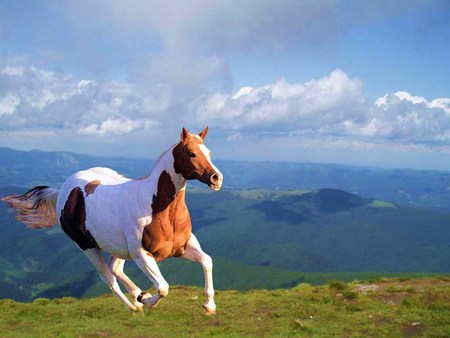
[2,127,223,313]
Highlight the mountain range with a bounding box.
[2,146,450,211]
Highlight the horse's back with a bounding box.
[57,167,129,208]
[75,167,130,185]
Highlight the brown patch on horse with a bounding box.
[85,180,101,196]
[60,187,99,251]
[151,171,176,214]
[142,171,191,261]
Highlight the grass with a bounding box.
[0,278,449,337]
[369,200,396,208]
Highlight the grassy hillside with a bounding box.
[0,278,449,337]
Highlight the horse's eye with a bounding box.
[188,152,196,158]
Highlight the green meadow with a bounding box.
[1,277,449,337]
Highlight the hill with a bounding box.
[0,278,449,337]
[2,146,450,212]
[190,188,450,272]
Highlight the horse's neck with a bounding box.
[137,144,186,201]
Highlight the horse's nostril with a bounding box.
[210,174,219,184]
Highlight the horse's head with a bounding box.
[173,127,223,191]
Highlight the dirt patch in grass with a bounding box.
[402,321,424,337]
[354,278,450,305]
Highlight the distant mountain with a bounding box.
[1,146,450,211]
[1,184,449,301]
[0,147,154,187]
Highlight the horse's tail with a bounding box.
[2,186,59,229]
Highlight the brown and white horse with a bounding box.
[2,127,223,313]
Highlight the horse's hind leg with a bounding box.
[108,257,146,308]
[84,248,143,312]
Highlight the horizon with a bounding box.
[1,1,450,170]
[3,144,450,174]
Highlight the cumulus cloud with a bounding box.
[0,91,20,116]
[368,91,450,143]
[226,133,244,142]
[77,117,156,136]
[2,60,450,160]
[191,69,365,132]
[190,69,450,147]
[0,60,162,136]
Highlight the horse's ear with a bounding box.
[181,127,188,141]
[199,126,208,140]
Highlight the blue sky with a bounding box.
[1,1,450,170]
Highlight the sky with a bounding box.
[1,0,450,170]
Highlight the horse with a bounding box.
[2,127,223,314]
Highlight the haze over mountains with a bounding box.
[2,146,450,212]
[0,147,449,301]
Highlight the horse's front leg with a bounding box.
[180,234,216,314]
[132,250,169,309]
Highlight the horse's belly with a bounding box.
[85,198,132,259]
[92,227,131,259]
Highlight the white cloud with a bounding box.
[367,91,450,142]
[429,98,450,114]
[77,117,157,136]
[1,66,24,76]
[0,92,20,115]
[2,61,450,161]
[232,87,253,100]
[394,91,427,105]
[190,69,450,148]
[0,61,163,136]
[192,69,365,131]
[226,133,243,142]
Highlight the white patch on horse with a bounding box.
[199,144,223,189]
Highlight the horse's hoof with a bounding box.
[203,304,216,315]
[137,291,151,304]
[131,305,144,313]
[125,302,144,313]
[140,295,162,309]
